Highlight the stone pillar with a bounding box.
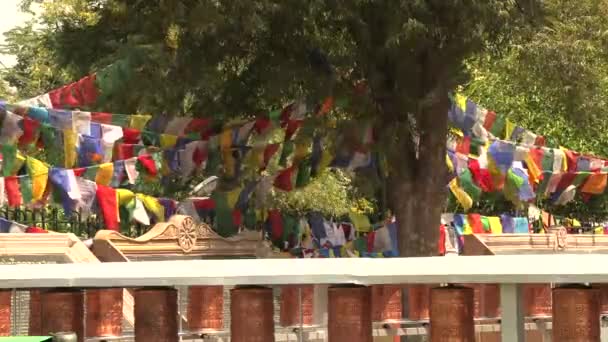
[231,286,274,342]
[85,288,123,338]
[0,290,11,336]
[280,285,313,326]
[328,285,372,342]
[553,285,600,342]
[134,287,178,342]
[408,285,431,320]
[29,290,41,336]
[187,286,224,331]
[429,286,474,342]
[371,285,402,322]
[40,289,85,342]
[524,284,552,317]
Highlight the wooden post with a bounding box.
[134,287,178,342]
[429,286,474,342]
[187,285,224,331]
[553,285,600,342]
[40,289,85,342]
[231,286,275,342]
[0,290,10,336]
[85,288,123,338]
[280,285,313,326]
[328,285,372,342]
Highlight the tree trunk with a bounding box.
[386,93,449,342]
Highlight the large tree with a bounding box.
[7,0,538,257]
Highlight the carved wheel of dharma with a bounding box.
[177,216,197,253]
[556,227,568,250]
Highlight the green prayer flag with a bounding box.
[458,169,481,201]
[573,172,591,187]
[296,159,312,188]
[19,176,33,204]
[490,116,506,138]
[279,141,294,167]
[83,165,99,181]
[2,145,16,177]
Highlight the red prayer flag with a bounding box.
[137,155,158,176]
[96,185,119,231]
[5,176,22,207]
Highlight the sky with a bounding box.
[0,0,36,68]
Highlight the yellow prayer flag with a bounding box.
[220,129,235,177]
[138,194,165,221]
[63,129,78,168]
[446,154,454,173]
[505,120,515,140]
[160,134,178,149]
[26,157,48,201]
[455,93,467,111]
[13,153,26,175]
[448,178,473,211]
[95,163,114,186]
[116,189,135,205]
[226,187,243,209]
[488,216,503,234]
[130,114,152,130]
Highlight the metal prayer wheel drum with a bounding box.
[40,289,85,342]
[187,286,224,330]
[231,286,275,342]
[408,284,432,320]
[85,288,123,337]
[328,285,373,342]
[280,285,313,326]
[552,285,600,342]
[0,290,11,336]
[591,284,608,314]
[481,284,500,318]
[524,284,552,317]
[429,286,475,342]
[371,285,402,322]
[29,289,42,335]
[134,287,178,342]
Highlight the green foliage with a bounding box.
[464,0,608,221]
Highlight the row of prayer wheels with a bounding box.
[0,284,604,341]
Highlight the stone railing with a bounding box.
[0,255,607,341]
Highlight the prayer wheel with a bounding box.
[553,285,600,342]
[592,284,608,314]
[371,285,402,322]
[187,286,224,330]
[231,286,274,342]
[0,290,10,336]
[85,288,123,338]
[40,289,85,342]
[328,285,372,342]
[29,290,41,336]
[481,284,500,318]
[280,285,313,326]
[408,284,431,320]
[134,287,178,342]
[524,284,552,317]
[429,286,475,342]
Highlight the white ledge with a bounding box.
[0,254,606,288]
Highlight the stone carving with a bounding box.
[94,214,271,258]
